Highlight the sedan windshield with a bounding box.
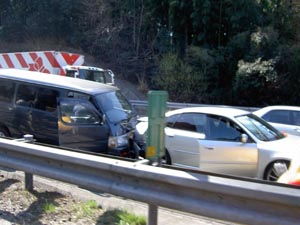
[236,114,285,141]
[95,90,133,123]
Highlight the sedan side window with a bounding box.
[207,115,242,141]
[173,113,197,132]
[263,110,290,125]
[166,114,180,128]
[172,113,207,134]
[291,111,300,126]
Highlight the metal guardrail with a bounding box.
[0,137,300,225]
[130,100,259,116]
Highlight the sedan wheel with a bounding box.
[161,150,172,165]
[265,160,290,181]
[165,150,172,165]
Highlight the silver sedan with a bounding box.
[135,107,300,181]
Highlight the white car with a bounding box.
[134,107,300,181]
[253,105,300,136]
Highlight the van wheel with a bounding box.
[264,160,290,181]
[0,127,9,137]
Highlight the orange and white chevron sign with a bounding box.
[0,51,84,75]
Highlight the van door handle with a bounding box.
[204,146,214,150]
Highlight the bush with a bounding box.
[154,46,223,103]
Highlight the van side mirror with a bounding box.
[240,133,248,143]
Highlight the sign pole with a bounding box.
[146,90,168,166]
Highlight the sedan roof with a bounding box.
[166,106,250,119]
[254,105,300,115]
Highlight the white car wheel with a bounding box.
[264,160,290,181]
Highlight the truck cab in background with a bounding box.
[0,51,116,86]
[64,65,115,86]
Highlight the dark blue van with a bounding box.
[0,69,137,157]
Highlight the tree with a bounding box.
[232,27,280,106]
[0,0,76,41]
[154,46,224,103]
[275,44,300,105]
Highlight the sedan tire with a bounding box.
[165,150,172,165]
[264,160,290,181]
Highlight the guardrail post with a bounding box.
[22,134,34,191]
[25,173,33,191]
[148,203,158,225]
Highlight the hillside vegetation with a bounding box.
[1,1,300,106]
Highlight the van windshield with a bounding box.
[95,90,133,123]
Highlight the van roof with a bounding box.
[0,69,118,94]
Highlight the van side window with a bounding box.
[60,101,100,124]
[16,84,37,107]
[35,88,59,112]
[0,79,15,103]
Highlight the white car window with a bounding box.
[172,113,206,134]
[263,110,291,125]
[206,115,243,142]
[173,113,198,132]
[291,111,300,125]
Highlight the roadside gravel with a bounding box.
[0,172,114,225]
[0,168,237,225]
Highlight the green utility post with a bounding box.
[146,90,168,166]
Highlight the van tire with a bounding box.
[0,127,9,137]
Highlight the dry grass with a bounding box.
[0,176,145,225]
